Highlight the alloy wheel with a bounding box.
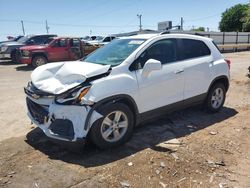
[100,111,128,142]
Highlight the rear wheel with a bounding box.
[32,55,47,67]
[89,103,134,149]
[205,83,226,113]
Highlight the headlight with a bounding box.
[55,85,91,104]
[0,46,8,52]
[22,50,30,56]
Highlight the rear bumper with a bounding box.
[20,57,32,64]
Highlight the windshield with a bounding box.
[14,36,23,41]
[17,36,31,43]
[82,38,145,66]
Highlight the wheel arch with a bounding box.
[208,75,229,93]
[31,51,48,61]
[84,94,139,131]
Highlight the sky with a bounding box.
[0,0,248,40]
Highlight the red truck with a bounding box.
[19,37,85,67]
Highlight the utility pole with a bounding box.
[45,20,49,34]
[21,20,25,35]
[137,14,142,31]
[180,17,183,30]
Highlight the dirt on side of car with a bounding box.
[0,51,249,188]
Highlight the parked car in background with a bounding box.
[0,35,24,44]
[19,37,84,67]
[24,33,230,149]
[0,34,57,62]
[87,36,116,45]
[82,41,101,56]
[81,36,103,42]
[80,36,116,55]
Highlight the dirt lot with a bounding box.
[0,52,249,188]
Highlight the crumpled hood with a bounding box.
[31,61,111,94]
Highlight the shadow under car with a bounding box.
[25,106,238,168]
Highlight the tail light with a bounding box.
[225,59,231,70]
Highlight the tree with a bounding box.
[192,27,205,32]
[219,4,249,32]
[242,6,250,31]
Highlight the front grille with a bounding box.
[50,119,74,140]
[26,97,49,124]
[24,82,54,98]
[20,50,25,57]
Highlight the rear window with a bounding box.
[212,41,221,52]
[178,39,211,60]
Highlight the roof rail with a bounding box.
[160,31,170,35]
[194,32,205,36]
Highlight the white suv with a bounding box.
[24,34,230,149]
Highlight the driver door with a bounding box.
[48,39,69,62]
[135,39,185,113]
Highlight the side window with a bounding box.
[28,36,42,44]
[44,37,54,44]
[53,39,67,47]
[178,39,211,60]
[138,39,177,68]
[59,39,67,47]
[103,37,111,42]
[70,39,80,47]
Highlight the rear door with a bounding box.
[177,38,213,99]
[48,38,69,62]
[134,39,185,113]
[69,38,82,60]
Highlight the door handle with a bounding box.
[174,69,184,74]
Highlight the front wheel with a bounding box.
[89,103,134,149]
[32,56,47,67]
[205,83,226,113]
[11,50,18,63]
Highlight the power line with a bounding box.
[185,13,221,22]
[0,19,142,28]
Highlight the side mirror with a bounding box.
[142,59,162,77]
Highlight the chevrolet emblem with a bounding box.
[31,94,40,99]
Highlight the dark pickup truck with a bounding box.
[0,34,57,62]
[19,37,85,67]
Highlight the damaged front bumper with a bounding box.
[25,95,102,142]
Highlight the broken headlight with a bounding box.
[22,50,30,56]
[55,85,91,105]
[0,46,8,52]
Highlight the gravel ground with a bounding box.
[0,52,249,188]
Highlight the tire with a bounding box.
[11,50,17,63]
[205,83,226,113]
[32,55,47,68]
[89,103,134,149]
